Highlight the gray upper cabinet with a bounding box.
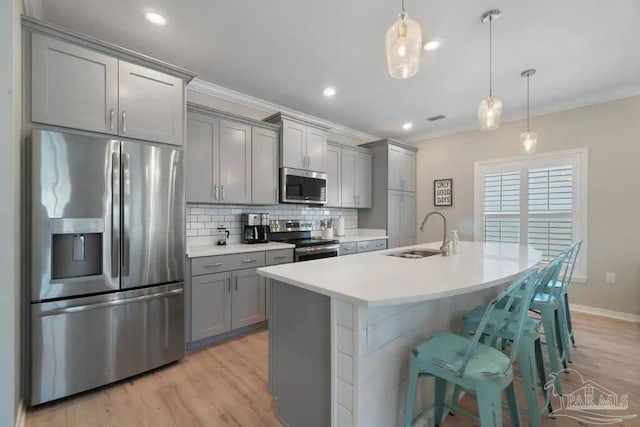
[186,105,279,205]
[186,113,219,203]
[281,119,306,169]
[31,33,118,134]
[341,149,357,208]
[252,127,278,205]
[388,145,416,192]
[358,139,418,249]
[264,113,329,173]
[355,151,373,207]
[326,144,342,207]
[30,32,188,146]
[231,268,266,329]
[191,272,232,341]
[219,119,252,204]
[305,126,327,172]
[118,61,184,146]
[339,147,372,208]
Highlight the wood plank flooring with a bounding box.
[26,312,640,426]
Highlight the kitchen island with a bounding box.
[257,241,540,427]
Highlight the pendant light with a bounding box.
[521,68,538,154]
[477,9,503,130]
[385,0,423,79]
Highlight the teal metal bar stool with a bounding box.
[545,240,582,349]
[403,269,538,427]
[450,255,566,427]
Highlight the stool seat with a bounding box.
[414,332,512,387]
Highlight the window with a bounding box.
[474,149,588,280]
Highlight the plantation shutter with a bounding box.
[482,172,520,243]
[527,165,574,261]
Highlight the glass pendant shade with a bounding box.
[521,131,537,154]
[385,14,422,79]
[477,96,503,131]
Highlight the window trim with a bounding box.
[474,148,588,282]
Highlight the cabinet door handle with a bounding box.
[109,108,115,130]
[121,111,127,133]
[228,280,231,292]
[214,185,219,200]
[235,277,238,291]
[221,185,226,200]
[273,256,287,260]
[242,259,257,263]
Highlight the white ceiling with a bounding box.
[34,0,640,141]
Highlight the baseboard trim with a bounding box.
[15,399,25,427]
[571,304,640,323]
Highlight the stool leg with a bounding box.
[404,357,419,427]
[564,292,576,347]
[449,385,463,415]
[553,309,568,369]
[477,387,504,427]
[556,303,573,363]
[541,306,563,395]
[519,340,541,427]
[534,337,553,416]
[505,381,521,427]
[434,377,447,427]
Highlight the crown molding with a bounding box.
[188,78,378,143]
[406,83,640,143]
[22,0,42,19]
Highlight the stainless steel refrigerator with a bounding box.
[29,130,185,405]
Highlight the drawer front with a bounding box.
[266,249,294,266]
[356,239,387,253]
[192,252,266,276]
[340,243,357,256]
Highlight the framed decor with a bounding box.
[434,179,453,206]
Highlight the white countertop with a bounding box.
[257,241,541,307]
[187,242,295,258]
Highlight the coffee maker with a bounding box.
[242,213,269,243]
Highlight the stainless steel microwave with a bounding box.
[280,167,327,204]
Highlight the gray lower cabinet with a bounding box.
[339,243,357,255]
[191,272,232,341]
[340,239,387,255]
[231,268,266,329]
[388,190,416,247]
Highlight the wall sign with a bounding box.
[434,179,453,206]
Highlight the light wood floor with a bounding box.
[26,312,640,426]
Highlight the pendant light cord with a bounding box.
[400,0,406,17]
[489,17,493,98]
[526,75,530,132]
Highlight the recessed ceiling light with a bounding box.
[145,12,167,26]
[402,122,413,131]
[323,87,337,97]
[423,38,443,52]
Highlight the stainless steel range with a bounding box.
[269,220,339,261]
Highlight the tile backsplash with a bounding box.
[186,204,358,243]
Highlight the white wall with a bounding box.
[0,0,22,424]
[414,96,640,316]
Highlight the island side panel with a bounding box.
[270,281,332,427]
[353,288,501,427]
[334,299,357,426]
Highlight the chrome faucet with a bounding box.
[419,211,450,256]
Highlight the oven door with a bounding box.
[281,168,327,204]
[295,245,340,262]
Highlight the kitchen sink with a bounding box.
[388,249,442,259]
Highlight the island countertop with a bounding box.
[257,241,541,307]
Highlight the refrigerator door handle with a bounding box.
[122,152,131,277]
[111,151,120,278]
[37,288,183,317]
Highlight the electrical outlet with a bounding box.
[366,317,380,349]
[606,272,616,285]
